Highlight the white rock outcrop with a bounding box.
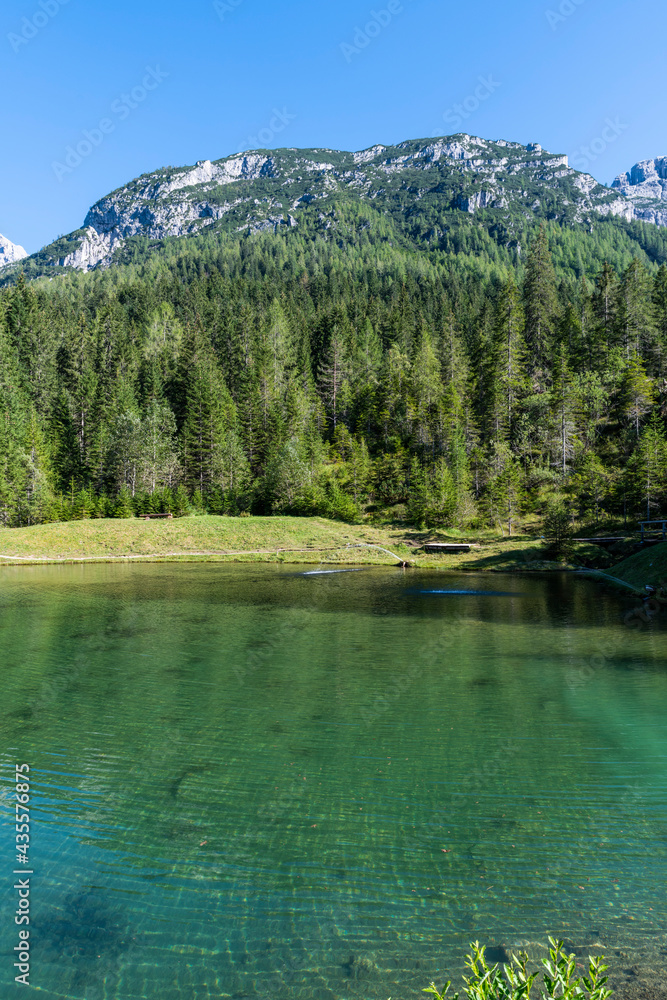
[0,233,28,267]
[613,158,667,202]
[611,158,667,226]
[23,136,667,273]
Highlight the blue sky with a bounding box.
[2,0,665,253]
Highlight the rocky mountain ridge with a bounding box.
[0,233,27,268]
[612,157,667,225]
[17,135,667,273]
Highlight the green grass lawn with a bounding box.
[612,541,667,589]
[0,516,412,565]
[0,515,634,576]
[0,515,589,574]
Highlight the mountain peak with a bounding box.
[0,233,27,268]
[612,157,667,208]
[15,134,667,276]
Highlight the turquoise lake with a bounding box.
[0,563,666,999]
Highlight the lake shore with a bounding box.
[2,545,663,997]
[0,516,656,592]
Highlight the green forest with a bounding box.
[2,210,667,534]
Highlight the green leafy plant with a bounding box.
[541,939,612,1000]
[423,939,613,1000]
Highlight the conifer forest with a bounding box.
[2,216,667,533]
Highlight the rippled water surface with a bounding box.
[0,563,666,999]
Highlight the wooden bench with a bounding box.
[422,543,473,554]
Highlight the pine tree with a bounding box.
[592,261,619,359]
[417,458,458,529]
[0,321,30,525]
[375,345,410,447]
[488,277,526,440]
[22,409,55,524]
[484,443,525,537]
[141,400,180,493]
[408,327,443,455]
[57,313,100,484]
[439,311,473,451]
[653,264,667,370]
[142,302,184,390]
[523,226,558,373]
[318,329,351,432]
[619,354,654,438]
[626,412,667,521]
[617,259,657,364]
[114,485,135,519]
[570,453,611,524]
[577,276,595,368]
[181,353,238,493]
[550,344,577,478]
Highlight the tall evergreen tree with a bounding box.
[591,260,619,367]
[617,259,657,364]
[626,412,667,520]
[550,344,577,478]
[181,349,238,492]
[523,226,558,373]
[653,264,667,369]
[619,354,654,438]
[487,277,526,441]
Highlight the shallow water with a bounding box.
[0,563,666,999]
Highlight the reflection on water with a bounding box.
[0,563,666,1000]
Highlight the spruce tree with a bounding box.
[653,264,667,369]
[617,259,657,364]
[318,329,351,432]
[592,261,619,359]
[523,226,558,374]
[626,412,667,521]
[619,354,654,438]
[489,277,526,440]
[550,344,577,478]
[409,327,443,455]
[181,352,238,493]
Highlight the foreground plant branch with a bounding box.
[422,939,613,1000]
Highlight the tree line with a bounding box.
[2,223,667,533]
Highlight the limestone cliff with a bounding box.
[0,233,27,267]
[611,157,667,226]
[20,135,667,273]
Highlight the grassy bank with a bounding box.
[0,515,629,572]
[0,516,411,565]
[611,541,667,589]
